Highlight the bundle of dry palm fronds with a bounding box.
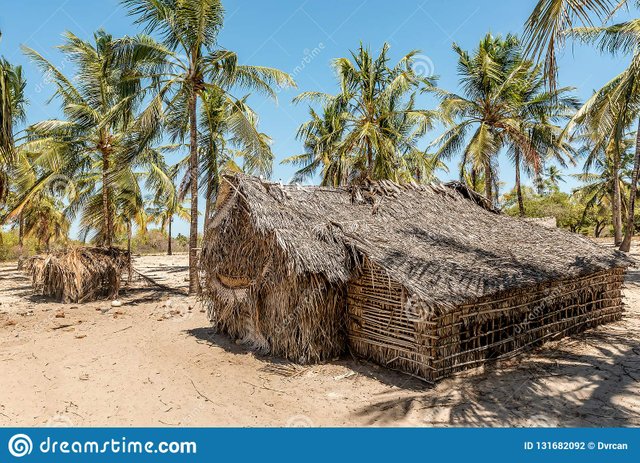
[24,247,129,303]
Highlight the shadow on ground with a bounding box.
[187,314,640,427]
[352,327,640,426]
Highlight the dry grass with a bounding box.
[24,247,129,303]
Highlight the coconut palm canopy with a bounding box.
[207,174,631,312]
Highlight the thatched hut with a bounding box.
[201,174,631,381]
[25,247,129,303]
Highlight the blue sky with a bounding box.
[0,0,634,238]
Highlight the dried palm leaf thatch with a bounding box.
[201,197,347,363]
[201,174,633,380]
[24,247,129,303]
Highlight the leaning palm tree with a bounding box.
[524,1,640,251]
[290,43,436,185]
[561,19,640,250]
[20,30,168,247]
[123,0,295,293]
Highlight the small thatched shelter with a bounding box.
[25,247,129,303]
[201,174,631,381]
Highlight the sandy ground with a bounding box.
[0,250,638,427]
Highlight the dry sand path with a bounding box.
[0,251,638,426]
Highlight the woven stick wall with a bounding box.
[431,267,625,381]
[347,258,436,380]
[347,259,626,382]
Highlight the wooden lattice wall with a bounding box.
[347,260,626,382]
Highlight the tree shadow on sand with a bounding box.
[352,326,640,426]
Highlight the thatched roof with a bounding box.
[213,174,632,312]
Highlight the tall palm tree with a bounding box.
[197,87,274,229]
[434,34,577,206]
[123,0,295,294]
[575,132,635,243]
[509,59,577,215]
[0,55,26,204]
[434,34,520,202]
[19,30,168,247]
[561,19,640,250]
[524,1,640,250]
[290,43,436,185]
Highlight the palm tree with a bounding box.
[509,61,577,215]
[544,165,566,189]
[197,87,274,229]
[284,102,349,186]
[524,1,640,250]
[561,19,640,250]
[20,30,168,247]
[20,195,70,251]
[434,34,577,206]
[290,43,436,185]
[123,0,295,294]
[146,159,188,255]
[575,133,635,242]
[523,0,630,88]
[0,55,26,204]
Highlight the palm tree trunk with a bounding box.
[484,161,493,204]
[127,220,132,283]
[514,150,525,217]
[102,150,112,247]
[188,88,200,294]
[620,117,640,252]
[470,168,477,192]
[204,181,212,233]
[535,171,544,195]
[167,217,172,256]
[612,149,623,246]
[366,139,373,179]
[18,212,24,256]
